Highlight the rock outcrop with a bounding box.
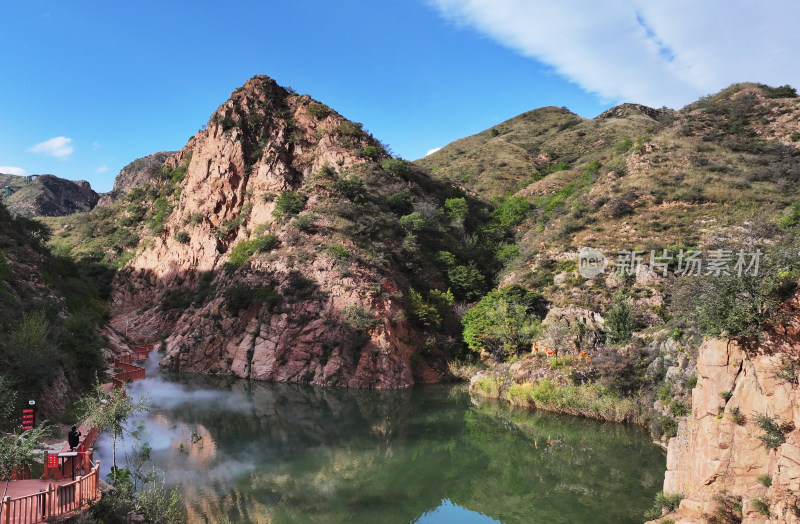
[652,296,800,523]
[0,173,99,217]
[107,75,448,388]
[96,151,174,207]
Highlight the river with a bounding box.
[95,353,665,523]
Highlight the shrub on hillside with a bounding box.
[334,176,366,202]
[342,305,380,331]
[386,191,413,214]
[381,159,412,179]
[462,285,544,359]
[447,264,486,302]
[224,283,279,313]
[272,190,307,221]
[605,292,634,345]
[358,145,381,161]
[307,103,330,119]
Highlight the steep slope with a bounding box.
[0,201,106,419]
[649,295,800,522]
[0,173,99,217]
[418,83,800,451]
[51,75,508,388]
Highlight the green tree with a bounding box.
[492,196,530,228]
[462,285,544,360]
[1,424,52,518]
[447,264,486,301]
[605,292,634,345]
[77,383,149,485]
[272,190,307,221]
[4,310,58,388]
[443,197,469,226]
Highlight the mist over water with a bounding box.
[95,353,666,523]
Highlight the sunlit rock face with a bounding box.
[107,76,436,388]
[654,294,800,523]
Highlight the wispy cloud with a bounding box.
[95,165,108,173]
[428,0,800,108]
[28,136,74,159]
[92,141,102,150]
[0,166,28,176]
[426,147,442,156]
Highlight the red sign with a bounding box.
[21,408,35,429]
[46,454,58,469]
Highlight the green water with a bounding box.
[104,366,665,523]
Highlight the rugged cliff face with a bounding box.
[652,296,800,523]
[106,75,471,388]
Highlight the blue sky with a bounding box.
[2,1,799,192]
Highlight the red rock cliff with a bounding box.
[107,76,442,388]
[651,296,800,522]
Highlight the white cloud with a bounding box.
[0,166,28,176]
[28,136,74,159]
[95,165,108,173]
[429,0,800,108]
[426,147,442,156]
[93,141,102,150]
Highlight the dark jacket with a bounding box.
[68,429,81,449]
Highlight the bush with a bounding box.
[342,305,380,331]
[337,121,363,136]
[386,192,413,214]
[755,413,792,450]
[447,264,485,302]
[752,497,770,517]
[720,391,733,402]
[443,197,469,223]
[605,292,634,345]
[790,132,800,142]
[643,491,684,520]
[615,138,633,154]
[224,284,279,313]
[669,400,690,417]
[358,145,381,160]
[326,244,351,261]
[462,285,544,358]
[659,416,678,438]
[307,103,330,119]
[224,234,278,273]
[679,242,800,337]
[273,190,307,220]
[704,491,742,524]
[492,196,530,228]
[292,214,318,233]
[756,473,772,487]
[334,176,366,202]
[173,231,190,244]
[220,115,236,131]
[766,84,797,98]
[399,212,428,232]
[381,158,412,179]
[0,252,11,281]
[408,288,442,328]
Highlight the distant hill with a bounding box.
[0,173,99,217]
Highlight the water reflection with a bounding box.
[95,353,665,523]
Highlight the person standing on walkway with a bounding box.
[68,425,81,451]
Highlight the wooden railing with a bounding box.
[1,462,100,524]
[112,361,146,387]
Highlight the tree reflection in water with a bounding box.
[96,365,664,524]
